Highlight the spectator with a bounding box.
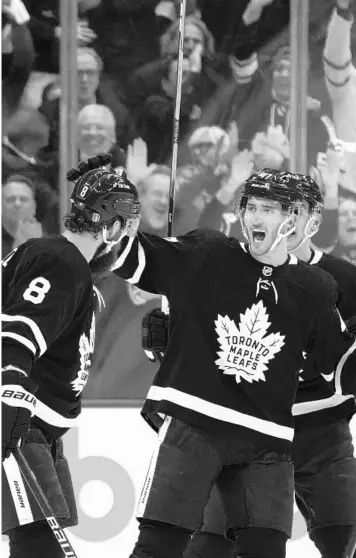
[175,126,233,231]
[86,0,161,115]
[77,104,126,168]
[2,108,58,192]
[329,195,356,264]
[323,0,356,194]
[132,55,203,164]
[2,0,35,127]
[129,14,231,115]
[2,174,43,257]
[39,47,129,155]
[136,166,172,235]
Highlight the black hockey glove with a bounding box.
[1,368,38,461]
[141,308,170,363]
[346,316,356,335]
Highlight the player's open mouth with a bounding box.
[252,230,266,243]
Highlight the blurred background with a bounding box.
[2,0,356,403]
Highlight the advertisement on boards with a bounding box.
[2,408,355,557]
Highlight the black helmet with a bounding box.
[67,154,140,226]
[239,169,304,212]
[295,174,323,212]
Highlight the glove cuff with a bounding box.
[2,368,38,394]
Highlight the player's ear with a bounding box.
[283,210,298,235]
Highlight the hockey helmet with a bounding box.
[67,155,140,226]
[295,174,323,213]
[239,169,304,213]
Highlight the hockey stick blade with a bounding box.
[13,447,79,558]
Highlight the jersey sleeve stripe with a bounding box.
[111,237,135,270]
[35,399,82,428]
[2,314,47,355]
[127,241,146,284]
[1,332,37,355]
[334,337,356,395]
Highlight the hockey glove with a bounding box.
[1,368,38,461]
[346,316,356,336]
[141,308,170,363]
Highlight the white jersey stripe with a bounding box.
[136,415,171,518]
[110,237,135,270]
[147,386,294,441]
[293,393,354,415]
[34,399,82,428]
[3,454,34,526]
[127,242,146,284]
[1,332,36,355]
[2,314,47,356]
[335,337,356,395]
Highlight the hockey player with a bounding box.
[142,173,356,558]
[112,168,356,558]
[1,154,140,558]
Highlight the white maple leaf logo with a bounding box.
[71,314,95,395]
[215,300,285,384]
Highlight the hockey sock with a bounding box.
[310,525,356,558]
[130,519,192,558]
[185,531,235,558]
[234,527,287,558]
[7,520,65,558]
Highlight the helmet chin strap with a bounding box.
[102,225,129,254]
[268,215,296,253]
[289,215,319,251]
[239,211,296,253]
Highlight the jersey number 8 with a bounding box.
[23,277,51,304]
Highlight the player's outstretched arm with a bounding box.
[111,228,224,296]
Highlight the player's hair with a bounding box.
[63,211,123,235]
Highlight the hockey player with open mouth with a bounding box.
[112,168,356,558]
[143,174,356,558]
[1,155,140,558]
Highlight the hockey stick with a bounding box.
[13,447,79,558]
[167,0,188,239]
[162,0,188,315]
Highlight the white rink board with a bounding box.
[2,408,356,558]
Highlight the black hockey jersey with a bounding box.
[2,236,96,438]
[293,249,356,429]
[112,229,356,454]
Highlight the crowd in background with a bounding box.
[2,0,356,400]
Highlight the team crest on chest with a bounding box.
[71,314,95,395]
[215,300,285,384]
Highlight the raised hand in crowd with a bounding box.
[76,19,97,46]
[126,138,154,184]
[242,0,275,25]
[251,125,289,170]
[54,18,97,46]
[310,144,343,209]
[2,0,29,25]
[188,42,203,73]
[216,149,254,206]
[13,217,43,248]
